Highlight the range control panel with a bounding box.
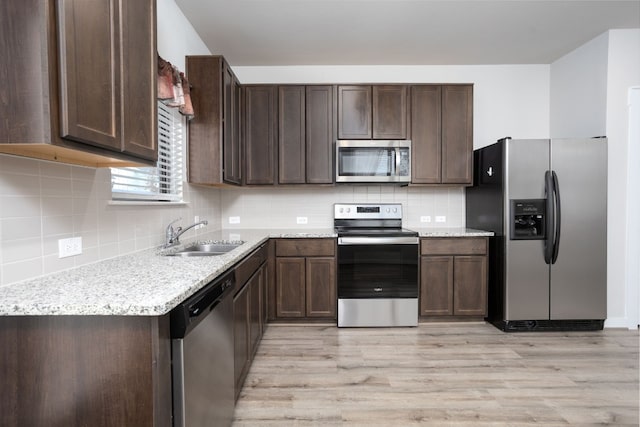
[510,199,545,240]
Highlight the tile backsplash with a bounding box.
[0,154,221,287]
[0,153,465,287]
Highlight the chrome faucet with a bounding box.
[164,218,208,248]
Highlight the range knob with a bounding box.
[386,208,390,213]
[393,208,398,213]
[339,208,343,213]
[346,208,351,213]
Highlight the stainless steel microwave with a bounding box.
[336,140,411,183]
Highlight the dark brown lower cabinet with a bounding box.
[274,239,336,320]
[420,238,488,318]
[233,260,267,401]
[0,315,172,427]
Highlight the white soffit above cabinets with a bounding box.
[174,0,640,66]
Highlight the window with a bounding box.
[111,102,184,202]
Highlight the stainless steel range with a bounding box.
[334,203,419,327]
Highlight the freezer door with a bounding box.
[550,138,607,319]
[504,139,550,320]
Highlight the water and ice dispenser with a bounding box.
[510,199,545,240]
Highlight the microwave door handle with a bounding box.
[394,148,400,175]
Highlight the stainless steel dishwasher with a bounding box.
[170,270,235,427]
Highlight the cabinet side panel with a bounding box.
[0,0,51,144]
[9,316,156,427]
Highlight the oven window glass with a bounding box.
[337,244,418,298]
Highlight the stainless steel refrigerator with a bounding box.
[466,137,607,331]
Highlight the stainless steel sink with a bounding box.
[166,242,244,257]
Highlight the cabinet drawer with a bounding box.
[275,239,335,257]
[420,237,487,256]
[235,244,267,286]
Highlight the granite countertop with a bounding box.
[0,227,491,317]
[414,227,494,237]
[0,229,336,317]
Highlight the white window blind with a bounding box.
[111,102,184,201]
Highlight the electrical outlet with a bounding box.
[228,216,240,224]
[296,216,308,224]
[420,216,431,223]
[229,233,241,241]
[435,216,446,223]
[58,237,82,258]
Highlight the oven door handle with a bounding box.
[338,236,419,245]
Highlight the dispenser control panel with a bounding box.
[510,199,545,240]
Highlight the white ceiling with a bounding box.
[174,0,640,66]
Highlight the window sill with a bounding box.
[108,200,189,207]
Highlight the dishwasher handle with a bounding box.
[188,278,232,318]
[170,271,235,339]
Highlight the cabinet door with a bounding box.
[249,270,262,356]
[373,85,408,139]
[120,0,156,160]
[420,256,454,316]
[338,85,371,139]
[244,86,277,184]
[442,85,473,184]
[275,257,306,317]
[278,86,306,184]
[306,257,336,318]
[58,0,156,160]
[453,256,487,316]
[233,283,250,398]
[186,56,224,184]
[223,63,242,184]
[306,86,335,184]
[57,0,122,151]
[411,85,442,184]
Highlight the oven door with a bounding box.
[337,237,419,298]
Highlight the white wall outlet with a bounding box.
[420,216,431,223]
[435,216,447,223]
[229,216,240,224]
[58,237,82,258]
[296,216,308,224]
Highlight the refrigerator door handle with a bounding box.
[544,170,554,264]
[551,171,561,264]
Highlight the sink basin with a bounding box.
[166,242,244,257]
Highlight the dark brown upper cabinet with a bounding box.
[244,85,278,185]
[338,85,408,140]
[186,55,242,186]
[411,84,473,185]
[278,85,335,184]
[0,0,157,167]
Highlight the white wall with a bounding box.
[550,32,609,137]
[0,0,217,287]
[550,29,640,328]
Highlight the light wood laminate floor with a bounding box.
[233,322,639,426]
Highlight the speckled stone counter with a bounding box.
[0,228,336,317]
[413,227,494,237]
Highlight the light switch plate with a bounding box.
[420,216,431,223]
[229,216,240,224]
[296,217,308,224]
[435,216,446,223]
